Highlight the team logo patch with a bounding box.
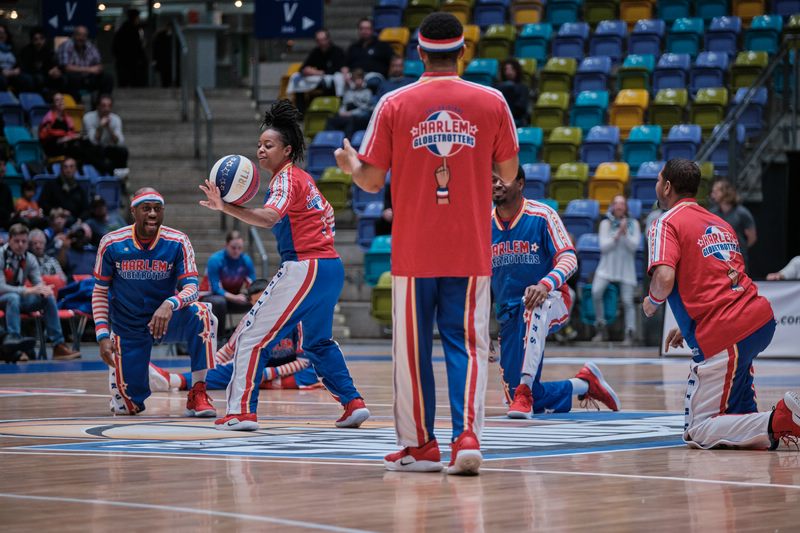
[697,225,741,261]
[410,110,477,157]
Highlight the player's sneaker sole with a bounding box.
[447,450,482,476]
[507,410,531,419]
[215,417,259,431]
[585,361,621,411]
[184,408,217,417]
[384,458,444,472]
[335,407,370,428]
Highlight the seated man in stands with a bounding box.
[18,26,63,99]
[0,224,80,359]
[344,18,393,81]
[377,56,414,97]
[56,25,113,103]
[86,196,125,247]
[324,68,374,138]
[39,158,89,223]
[83,94,129,175]
[28,228,66,283]
[287,28,346,114]
[44,207,69,256]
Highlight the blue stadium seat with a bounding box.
[19,92,49,128]
[629,19,666,57]
[662,124,702,161]
[474,0,509,29]
[546,0,582,28]
[705,16,742,58]
[515,23,553,64]
[518,127,545,165]
[667,18,704,59]
[552,22,590,61]
[523,162,551,199]
[623,125,662,173]
[364,235,392,285]
[627,198,643,220]
[93,176,122,210]
[574,56,612,94]
[562,199,600,242]
[307,130,346,177]
[4,125,42,166]
[774,0,800,16]
[403,59,424,78]
[0,92,24,127]
[580,125,619,172]
[696,0,729,22]
[576,232,601,283]
[709,123,746,176]
[653,53,691,93]
[406,29,420,60]
[373,1,405,31]
[352,184,384,216]
[744,15,784,55]
[657,0,691,24]
[463,58,499,86]
[351,129,366,151]
[570,90,609,134]
[690,52,730,94]
[629,160,664,211]
[589,20,627,65]
[734,87,767,138]
[33,173,57,202]
[356,201,384,250]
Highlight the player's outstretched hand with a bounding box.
[199,179,224,211]
[148,301,174,340]
[334,138,357,175]
[523,283,549,309]
[664,327,684,353]
[99,338,116,367]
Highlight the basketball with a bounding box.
[209,154,260,205]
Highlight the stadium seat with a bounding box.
[441,0,473,25]
[617,53,656,91]
[379,27,411,58]
[307,131,345,178]
[522,162,551,198]
[462,25,481,62]
[404,0,438,29]
[365,236,392,286]
[589,20,627,65]
[657,0,690,24]
[539,56,577,93]
[370,271,393,324]
[518,126,545,164]
[93,176,122,210]
[580,125,619,171]
[583,0,618,26]
[662,124,702,160]
[774,0,800,16]
[552,22,590,61]
[731,51,769,90]
[511,0,545,25]
[278,63,301,100]
[546,0,582,27]
[667,18,704,59]
[515,23,554,64]
[697,161,714,205]
[542,126,583,169]
[4,125,43,166]
[651,88,688,130]
[696,0,728,23]
[405,28,420,60]
[304,97,341,137]
[732,0,765,26]
[629,19,666,57]
[402,59,424,79]
[0,92,24,127]
[609,89,649,138]
[574,56,612,93]
[474,0,509,29]
[356,201,384,249]
[562,199,600,242]
[630,160,663,209]
[351,130,366,152]
[33,173,57,201]
[620,0,655,30]
[352,185,384,217]
[744,15,783,55]
[691,87,729,136]
[623,125,662,173]
[734,87,768,138]
[705,16,742,58]
[589,162,630,210]
[653,53,691,93]
[463,58,499,86]
[576,233,603,283]
[317,167,352,211]
[689,52,730,94]
[540,198,560,210]
[517,58,538,86]
[532,91,570,132]
[373,0,405,31]
[570,90,609,133]
[550,162,590,205]
[478,24,517,60]
[709,123,747,176]
[61,94,84,134]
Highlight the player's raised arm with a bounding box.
[199,179,282,229]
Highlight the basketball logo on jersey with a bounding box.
[697,226,743,291]
[305,180,324,211]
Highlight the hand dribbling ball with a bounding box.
[210,155,260,205]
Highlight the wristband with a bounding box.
[166,296,180,310]
[647,291,665,307]
[436,187,449,198]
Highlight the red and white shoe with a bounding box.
[447,430,482,476]
[215,413,259,431]
[507,383,533,419]
[771,392,800,448]
[184,382,216,417]
[335,398,370,428]
[384,439,443,472]
[575,361,620,411]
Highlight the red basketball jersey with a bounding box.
[358,72,519,277]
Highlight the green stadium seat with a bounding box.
[617,53,656,91]
[731,51,769,90]
[404,0,439,29]
[304,97,341,137]
[532,91,570,133]
[317,167,352,211]
[690,87,729,137]
[370,272,393,325]
[550,162,589,206]
[478,25,518,61]
[651,88,688,131]
[539,57,577,93]
[542,126,583,169]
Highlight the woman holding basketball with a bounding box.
[199,99,370,431]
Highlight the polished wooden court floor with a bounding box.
[1,342,799,532]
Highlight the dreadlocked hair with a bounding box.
[261,99,306,163]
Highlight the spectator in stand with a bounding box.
[18,27,63,98]
[0,224,80,359]
[112,9,147,87]
[57,25,113,102]
[287,29,346,114]
[0,157,14,231]
[0,24,27,93]
[44,207,69,256]
[58,221,96,279]
[83,94,128,174]
[28,228,66,283]
[14,181,45,229]
[495,59,530,127]
[200,230,256,337]
[38,92,86,161]
[39,158,89,223]
[152,21,177,87]
[377,55,414,97]
[324,68,374,138]
[85,196,125,247]
[591,195,641,345]
[344,18,393,79]
[767,256,800,280]
[709,179,757,274]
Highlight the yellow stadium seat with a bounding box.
[441,0,473,25]
[463,25,481,62]
[609,89,649,138]
[593,162,630,184]
[379,27,411,57]
[279,62,302,100]
[370,272,393,325]
[733,0,765,26]
[317,167,352,211]
[304,96,341,137]
[588,179,626,211]
[620,0,655,29]
[511,1,545,25]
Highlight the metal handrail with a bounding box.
[193,86,219,228]
[248,227,269,278]
[173,23,189,122]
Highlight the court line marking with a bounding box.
[0,493,376,532]
[2,449,798,490]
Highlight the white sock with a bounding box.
[570,378,589,396]
[192,370,207,384]
[520,374,534,388]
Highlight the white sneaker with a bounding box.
[214,413,259,431]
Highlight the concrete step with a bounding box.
[339,301,386,338]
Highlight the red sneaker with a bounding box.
[447,430,482,475]
[384,439,443,472]
[184,382,216,417]
[770,392,800,449]
[335,398,370,428]
[507,383,533,419]
[575,361,620,411]
[215,413,259,431]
